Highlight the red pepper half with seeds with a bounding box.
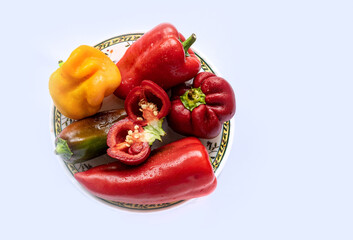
[75,137,217,204]
[107,80,171,165]
[114,23,201,99]
[124,80,171,126]
[167,72,236,139]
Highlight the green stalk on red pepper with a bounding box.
[168,72,236,139]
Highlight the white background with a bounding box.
[1,0,353,239]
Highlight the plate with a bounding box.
[50,33,235,211]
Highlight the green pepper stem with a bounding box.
[180,87,206,111]
[143,118,166,145]
[182,33,196,56]
[55,137,73,161]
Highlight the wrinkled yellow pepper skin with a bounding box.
[49,45,121,120]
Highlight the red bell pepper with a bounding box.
[167,72,236,139]
[75,137,217,204]
[107,80,171,165]
[114,23,201,99]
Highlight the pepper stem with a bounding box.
[55,137,73,161]
[180,87,206,111]
[143,118,166,145]
[182,33,196,56]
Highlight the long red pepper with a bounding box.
[75,137,217,204]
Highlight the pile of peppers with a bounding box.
[50,22,237,206]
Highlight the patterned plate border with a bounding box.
[52,33,231,210]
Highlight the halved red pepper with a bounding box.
[106,118,151,165]
[124,80,171,126]
[114,23,201,99]
[75,137,217,204]
[167,72,236,139]
[107,80,171,165]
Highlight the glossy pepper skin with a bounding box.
[114,23,201,99]
[49,45,121,120]
[75,137,217,204]
[55,109,127,164]
[168,72,236,139]
[107,81,171,165]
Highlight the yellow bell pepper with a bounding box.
[49,45,121,120]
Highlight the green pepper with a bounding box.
[55,109,127,164]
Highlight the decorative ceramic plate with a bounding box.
[51,33,235,211]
